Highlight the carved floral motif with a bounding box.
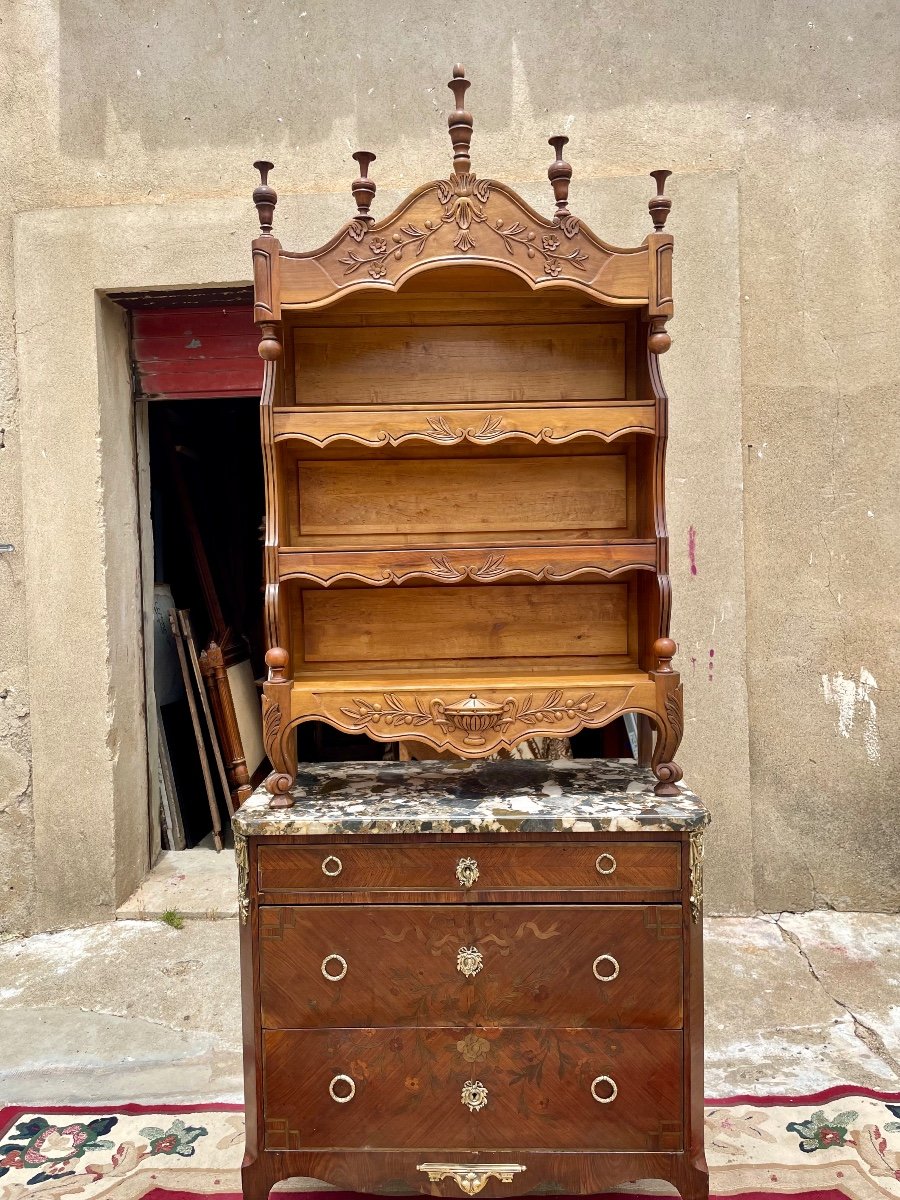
[339,690,607,745]
[437,172,492,250]
[338,172,589,279]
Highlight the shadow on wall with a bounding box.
[58,0,896,158]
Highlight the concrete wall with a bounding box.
[1,1,897,933]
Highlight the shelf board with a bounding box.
[286,664,657,759]
[272,403,655,450]
[278,540,657,587]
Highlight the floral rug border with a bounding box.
[1,1087,898,1200]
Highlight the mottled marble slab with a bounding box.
[233,758,709,837]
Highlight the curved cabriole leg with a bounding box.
[650,637,684,796]
[671,1162,710,1200]
[241,1155,281,1200]
[262,647,296,808]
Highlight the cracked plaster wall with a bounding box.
[0,2,898,933]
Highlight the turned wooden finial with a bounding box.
[265,645,289,682]
[447,64,473,174]
[548,135,572,212]
[351,150,377,222]
[252,160,277,236]
[649,169,672,232]
[653,637,677,672]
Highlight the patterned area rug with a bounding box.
[1,1088,898,1200]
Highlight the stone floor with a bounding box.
[0,901,897,1106]
[116,844,238,921]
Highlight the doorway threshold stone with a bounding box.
[117,844,237,920]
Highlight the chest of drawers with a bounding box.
[234,759,709,1200]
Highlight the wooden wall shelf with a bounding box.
[272,404,656,447]
[277,540,658,588]
[239,65,704,1200]
[251,65,683,804]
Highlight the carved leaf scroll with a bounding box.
[338,690,607,742]
[339,693,433,728]
[337,171,589,280]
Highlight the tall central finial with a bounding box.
[447,64,473,175]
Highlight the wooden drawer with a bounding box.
[259,904,682,1029]
[257,840,681,899]
[263,1026,682,1152]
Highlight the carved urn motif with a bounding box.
[435,693,508,746]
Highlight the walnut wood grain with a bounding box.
[280,670,650,760]
[299,583,630,664]
[254,54,683,795]
[278,540,657,588]
[272,404,655,449]
[239,821,707,1200]
[243,62,703,1200]
[243,1150,707,1200]
[293,323,627,407]
[293,454,630,538]
[258,904,682,1029]
[256,840,681,896]
[273,178,665,311]
[262,1025,681,1152]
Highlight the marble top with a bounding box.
[233,758,709,837]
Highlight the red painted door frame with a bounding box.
[131,305,261,400]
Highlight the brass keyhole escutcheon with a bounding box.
[461,1079,489,1112]
[456,857,479,888]
[457,946,484,977]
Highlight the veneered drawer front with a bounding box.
[263,1026,682,1152]
[258,905,682,1030]
[468,905,682,1028]
[259,905,470,1028]
[257,840,680,898]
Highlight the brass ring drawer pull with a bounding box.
[456,857,479,888]
[592,954,620,981]
[329,1073,356,1103]
[591,1075,618,1104]
[461,1079,489,1112]
[321,855,343,877]
[321,953,348,981]
[595,852,617,875]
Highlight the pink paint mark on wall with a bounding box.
[688,526,698,575]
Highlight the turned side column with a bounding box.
[649,637,684,796]
[262,647,296,808]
